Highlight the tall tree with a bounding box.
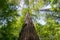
[18,12,39,40]
[18,0,39,40]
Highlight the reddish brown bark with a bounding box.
[18,13,39,40]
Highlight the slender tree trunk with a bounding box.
[18,0,39,40]
[18,13,39,40]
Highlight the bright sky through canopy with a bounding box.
[17,0,52,25]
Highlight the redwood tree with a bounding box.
[18,13,39,40]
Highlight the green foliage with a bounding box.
[35,18,60,40]
[0,0,7,9]
[0,0,21,40]
[0,0,60,40]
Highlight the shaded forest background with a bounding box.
[0,0,60,40]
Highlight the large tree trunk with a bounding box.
[18,13,39,40]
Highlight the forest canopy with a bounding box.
[0,0,60,40]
